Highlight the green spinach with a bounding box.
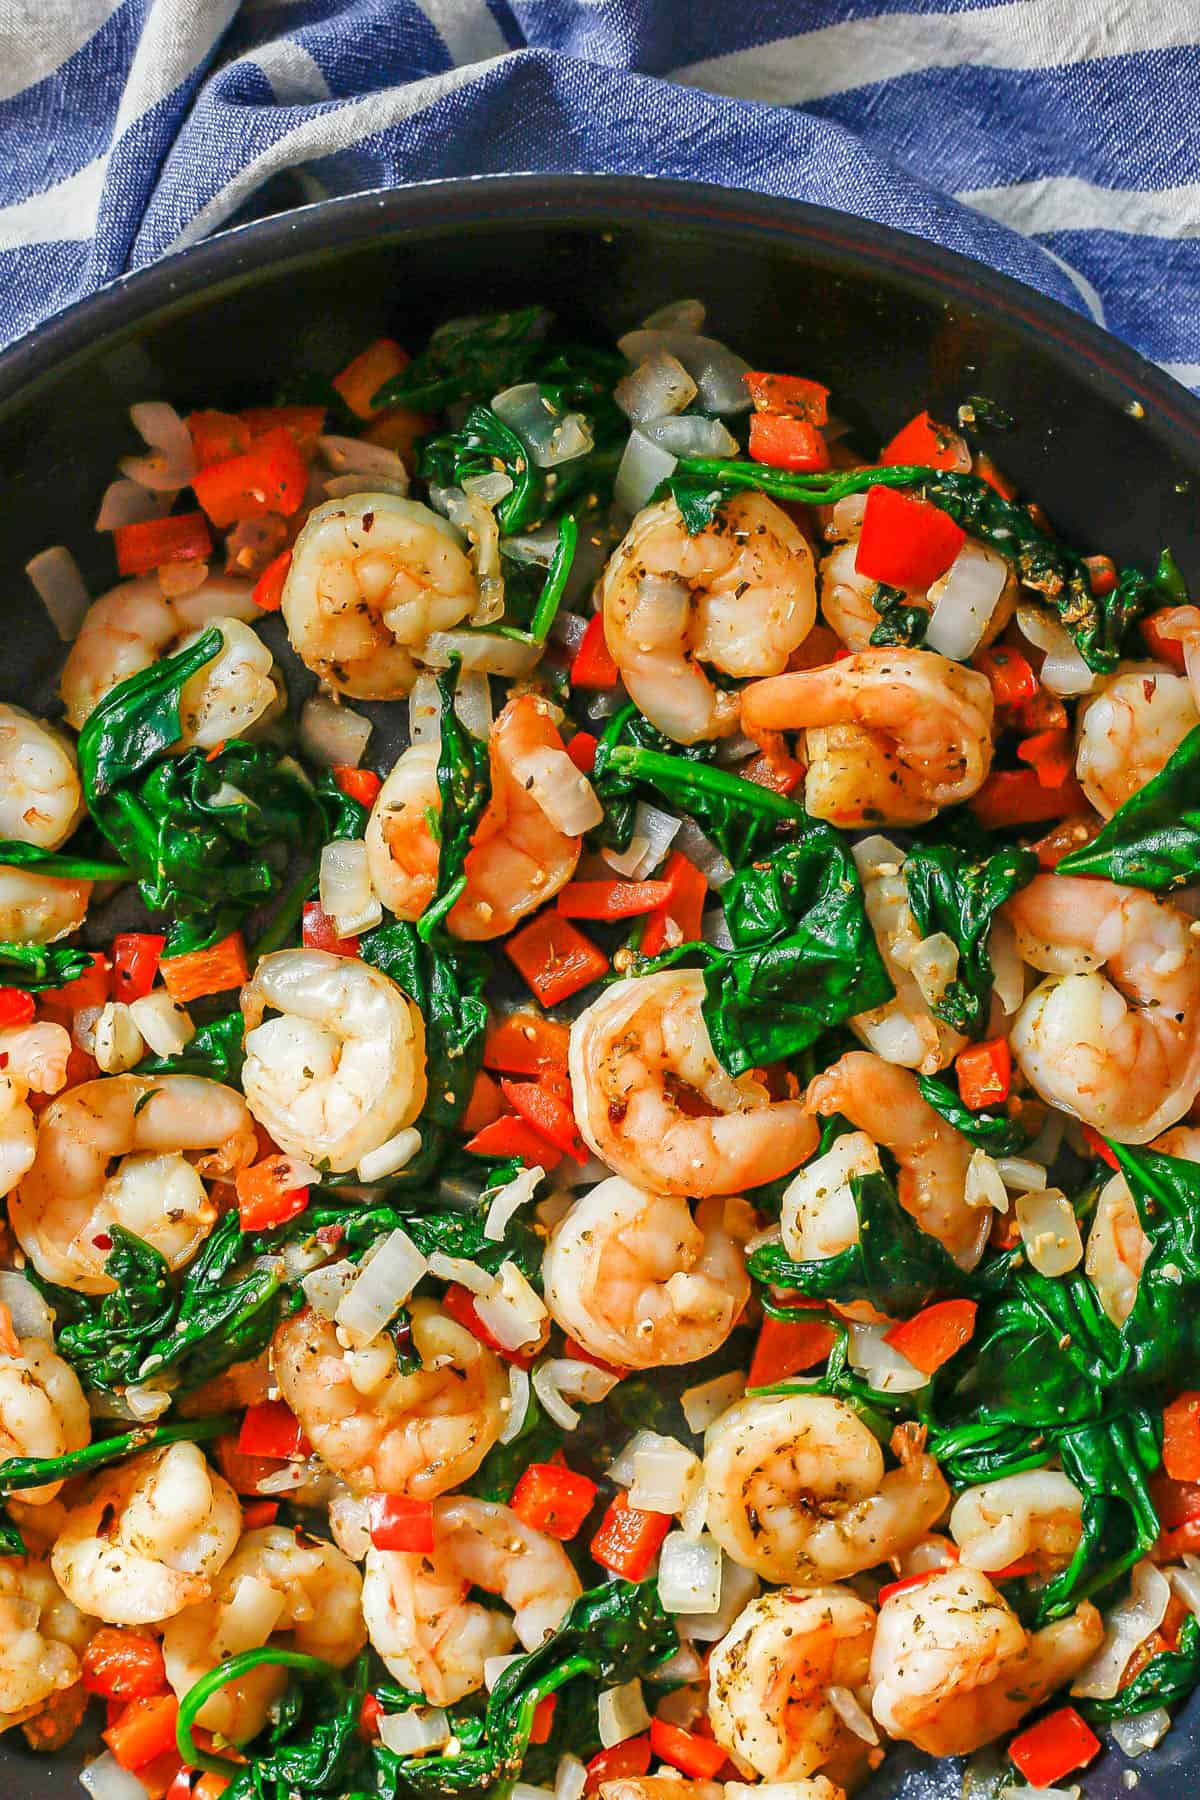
[904,827,1036,1036]
[917,1074,1030,1153]
[1058,722,1200,890]
[0,942,95,991]
[372,307,553,411]
[137,1010,245,1085]
[1080,1614,1200,1723]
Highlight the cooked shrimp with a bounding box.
[704,1396,950,1583]
[742,649,994,826]
[1085,1122,1200,1323]
[0,705,84,849]
[869,1566,1103,1756]
[542,1179,751,1369]
[820,534,1014,653]
[569,970,817,1196]
[366,694,583,938]
[849,835,965,1073]
[707,1587,876,1781]
[59,576,272,740]
[0,1076,37,1201]
[362,1496,580,1705]
[10,1074,256,1293]
[51,1441,241,1625]
[806,1050,988,1269]
[948,1471,1084,1574]
[273,1298,506,1498]
[281,493,477,699]
[0,1558,92,1737]
[0,1339,90,1505]
[240,948,427,1171]
[602,1783,727,1800]
[163,1525,364,1742]
[1075,662,1197,818]
[0,866,90,945]
[600,493,817,743]
[0,1022,72,1095]
[779,1129,882,1309]
[1007,875,1200,1141]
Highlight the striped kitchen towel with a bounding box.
[2,1,1196,385]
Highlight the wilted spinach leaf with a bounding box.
[1058,722,1200,891]
[904,827,1036,1036]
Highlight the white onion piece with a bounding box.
[965,1149,1010,1214]
[641,414,739,458]
[26,546,90,642]
[609,1428,687,1488]
[123,1384,171,1422]
[299,693,373,767]
[996,1156,1047,1192]
[301,1258,358,1319]
[484,1164,545,1242]
[0,1271,54,1340]
[597,1678,650,1748]
[554,1754,588,1800]
[513,747,603,836]
[475,1261,548,1352]
[532,1358,617,1430]
[423,631,540,678]
[1169,1553,1200,1619]
[335,1229,427,1347]
[319,839,380,937]
[427,1251,493,1294]
[80,1750,154,1800]
[657,1532,723,1613]
[1111,1709,1171,1758]
[379,1708,451,1756]
[925,541,1010,661]
[602,802,679,878]
[618,330,753,416]
[93,1002,144,1074]
[255,1461,314,1495]
[409,671,441,746]
[357,1128,422,1182]
[1072,1559,1171,1699]
[493,383,594,468]
[1017,603,1098,696]
[614,429,676,515]
[511,1784,555,1800]
[641,298,706,333]
[96,477,172,531]
[1025,1105,1068,1170]
[647,1644,705,1687]
[909,932,960,1009]
[989,916,1026,1018]
[122,400,195,490]
[128,992,194,1058]
[325,472,409,500]
[319,435,409,484]
[847,1321,928,1393]
[214,1575,288,1658]
[781,1131,879,1261]
[505,525,563,568]
[499,1364,530,1444]
[615,350,698,426]
[483,1652,523,1691]
[714,730,761,766]
[681,1369,744,1433]
[454,670,493,741]
[654,1681,706,1730]
[1015,1186,1082,1276]
[828,1684,879,1745]
[701,906,733,950]
[675,1554,758,1642]
[671,815,734,888]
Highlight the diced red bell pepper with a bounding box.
[1163,1392,1200,1482]
[369,1494,435,1553]
[855,484,966,589]
[739,742,805,795]
[1140,607,1189,671]
[188,409,251,468]
[1017,728,1074,789]
[111,933,167,1004]
[483,1012,571,1076]
[556,878,672,921]
[649,1718,728,1780]
[528,1693,557,1745]
[590,1490,672,1581]
[880,411,968,472]
[565,731,599,774]
[332,764,383,808]
[748,412,830,472]
[506,912,608,1007]
[464,1112,563,1172]
[460,1070,504,1135]
[114,511,213,577]
[743,372,829,424]
[236,1400,308,1461]
[333,338,410,418]
[1083,553,1118,598]
[252,547,292,612]
[44,951,110,1014]
[955,1037,1012,1110]
[1081,1123,1120,1169]
[973,451,1017,499]
[235,1155,312,1232]
[877,1569,938,1607]
[0,987,36,1028]
[884,1300,978,1375]
[439,1281,539,1368]
[973,645,1039,708]
[191,427,308,528]
[239,1499,279,1530]
[302,901,360,958]
[749,1310,837,1387]
[359,1693,385,1741]
[499,1076,586,1161]
[569,614,619,689]
[159,931,248,1003]
[237,404,326,458]
[510,1462,600,1539]
[103,1693,180,1771]
[1008,1707,1101,1788]
[639,851,707,958]
[584,1735,651,1793]
[970,767,1089,832]
[82,1628,168,1700]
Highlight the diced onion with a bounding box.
[357,1128,422,1183]
[379,1708,452,1756]
[493,383,594,468]
[597,1678,650,1748]
[714,730,761,766]
[617,330,752,416]
[996,1156,1047,1193]
[334,1228,427,1347]
[701,906,733,950]
[26,546,91,642]
[909,932,960,1009]
[513,747,603,836]
[122,400,195,490]
[647,1644,706,1687]
[674,1553,758,1642]
[301,1258,358,1319]
[847,1321,928,1393]
[123,1384,171,1422]
[602,802,679,878]
[615,350,698,426]
[781,1131,880,1261]
[1015,1186,1082,1276]
[828,1684,879,1745]
[641,298,706,333]
[657,1531,722,1613]
[0,1271,54,1340]
[483,1165,545,1242]
[319,435,409,485]
[423,631,541,678]
[474,1261,548,1352]
[627,1437,701,1513]
[1168,1552,1200,1619]
[428,1251,493,1294]
[80,1750,154,1800]
[532,1358,617,1430]
[439,484,504,625]
[1110,1708,1171,1758]
[96,477,172,532]
[653,1681,706,1728]
[72,1006,103,1055]
[214,1575,287,1658]
[989,916,1026,1018]
[965,1148,1009,1214]
[484,1652,524,1690]
[681,1369,745,1433]
[454,670,493,741]
[255,1461,314,1495]
[128,992,194,1058]
[679,1476,709,1540]
[1017,604,1098,696]
[300,693,373,768]
[642,414,739,458]
[507,525,567,570]
[1072,1559,1171,1699]
[93,1002,145,1075]
[924,541,1009,661]
[554,1754,587,1800]
[409,671,441,746]
[998,1786,1082,1800]
[500,1364,530,1444]
[320,839,381,937]
[614,429,677,515]
[672,815,734,888]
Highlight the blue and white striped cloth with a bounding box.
[3,2,1197,387]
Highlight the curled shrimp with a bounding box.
[806,1050,988,1269]
[542,1178,751,1369]
[365,694,584,938]
[742,648,994,826]
[0,866,90,945]
[1075,661,1197,818]
[0,1022,72,1096]
[281,493,477,699]
[9,1073,256,1293]
[707,1586,877,1782]
[50,1441,241,1626]
[704,1396,949,1583]
[272,1298,507,1498]
[363,1497,581,1705]
[0,1338,90,1505]
[820,532,1014,653]
[1006,874,1200,1141]
[849,835,965,1073]
[59,576,272,739]
[599,493,817,743]
[1085,1122,1200,1323]
[163,1525,364,1743]
[0,1557,92,1738]
[0,705,84,850]
[949,1471,1084,1575]
[240,948,427,1171]
[569,970,817,1197]
[0,1076,37,1201]
[869,1566,1103,1756]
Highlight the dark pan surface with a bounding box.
[0,173,1197,1800]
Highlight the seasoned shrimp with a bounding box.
[820,534,1014,653]
[240,948,427,1171]
[0,1558,92,1737]
[849,835,965,1073]
[869,1566,1103,1756]
[273,1298,506,1498]
[704,1396,950,1583]
[1007,875,1200,1141]
[0,705,84,849]
[707,1587,876,1781]
[600,493,817,743]
[1075,662,1197,818]
[0,1339,90,1505]
[0,1022,71,1095]
[569,970,817,1196]
[51,1441,241,1625]
[1085,1123,1200,1323]
[542,1179,751,1369]
[949,1470,1083,1574]
[0,1076,37,1201]
[806,1051,988,1269]
[362,1496,580,1705]
[742,649,994,826]
[163,1525,364,1742]
[59,575,272,739]
[366,694,584,937]
[10,1074,256,1293]
[0,866,90,945]
[281,493,477,699]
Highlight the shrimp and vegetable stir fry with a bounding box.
[3,301,1200,1800]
